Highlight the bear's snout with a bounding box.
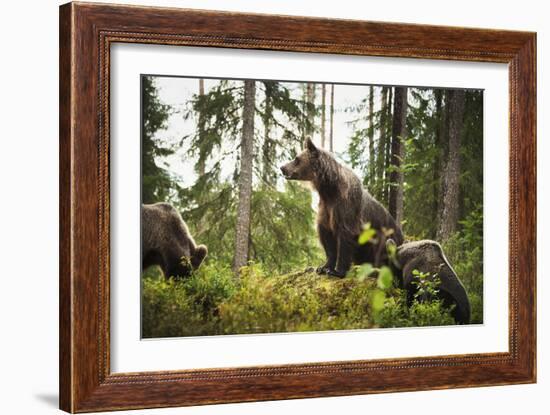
[280,165,289,178]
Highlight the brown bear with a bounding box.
[142,202,208,279]
[386,238,471,324]
[280,138,404,277]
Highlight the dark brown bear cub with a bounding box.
[386,239,471,324]
[280,138,404,277]
[142,203,208,279]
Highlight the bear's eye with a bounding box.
[294,157,300,165]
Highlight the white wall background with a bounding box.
[0,0,546,414]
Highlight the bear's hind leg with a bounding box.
[328,236,354,278]
[317,224,337,274]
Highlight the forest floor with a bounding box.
[141,263,462,339]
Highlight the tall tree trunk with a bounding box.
[194,79,208,235]
[377,87,389,200]
[433,90,445,230]
[329,84,335,152]
[233,80,256,272]
[299,85,308,147]
[437,89,465,241]
[262,82,274,185]
[321,83,326,148]
[197,78,206,176]
[388,87,408,224]
[305,83,316,143]
[384,89,393,203]
[368,86,375,182]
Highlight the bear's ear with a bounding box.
[306,137,318,154]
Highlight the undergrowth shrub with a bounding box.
[442,205,484,324]
[376,288,455,328]
[142,262,460,338]
[141,263,236,338]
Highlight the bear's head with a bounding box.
[280,138,319,181]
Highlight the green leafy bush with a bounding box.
[142,262,460,338]
[442,205,483,324]
[141,263,236,338]
[377,289,455,328]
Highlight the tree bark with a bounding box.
[329,84,334,152]
[383,89,393,203]
[306,83,316,143]
[433,90,444,226]
[368,86,375,181]
[321,83,326,148]
[437,89,465,241]
[262,82,274,185]
[377,87,389,199]
[233,80,256,272]
[197,78,206,176]
[388,87,408,224]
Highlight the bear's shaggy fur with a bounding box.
[142,203,208,279]
[386,239,471,324]
[280,138,404,277]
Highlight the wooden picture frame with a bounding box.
[59,2,536,412]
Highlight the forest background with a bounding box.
[141,76,484,337]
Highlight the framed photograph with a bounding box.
[59,2,536,412]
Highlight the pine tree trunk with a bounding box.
[388,87,408,224]
[433,90,444,228]
[262,82,274,185]
[321,83,326,148]
[194,79,207,235]
[377,87,388,200]
[437,89,465,241]
[384,89,393,203]
[197,78,206,176]
[306,83,316,142]
[368,86,375,182]
[233,80,256,272]
[329,84,334,152]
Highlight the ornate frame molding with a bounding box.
[60,2,536,412]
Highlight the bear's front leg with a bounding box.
[317,223,337,274]
[328,236,354,278]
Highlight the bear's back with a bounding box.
[142,203,191,253]
[360,190,404,244]
[397,240,471,324]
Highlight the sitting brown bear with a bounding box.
[280,138,403,277]
[142,203,207,279]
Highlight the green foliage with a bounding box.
[349,263,375,282]
[346,87,394,201]
[182,264,237,317]
[141,263,460,338]
[141,79,484,336]
[407,300,456,327]
[179,181,323,275]
[401,88,444,238]
[442,205,484,324]
[141,263,236,338]
[141,76,179,204]
[345,88,484,241]
[174,80,315,275]
[411,269,442,300]
[249,182,323,273]
[377,266,394,290]
[377,290,456,328]
[358,222,376,245]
